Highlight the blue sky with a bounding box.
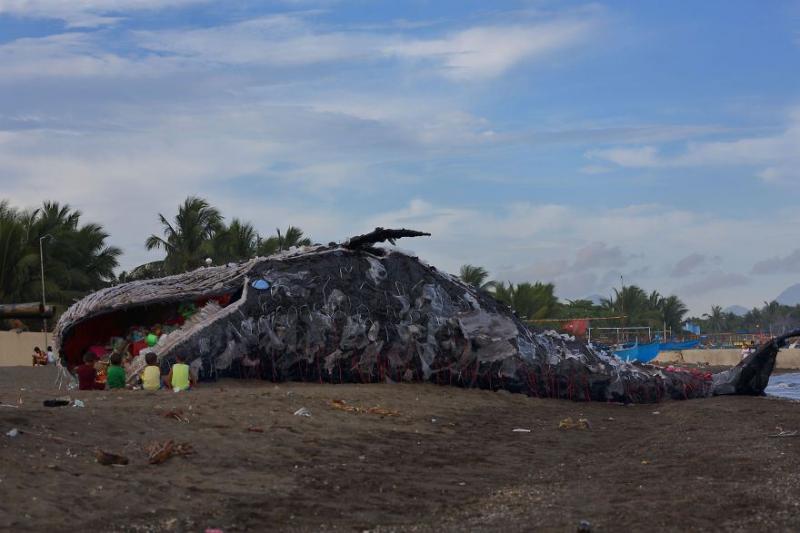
[2,0,800,314]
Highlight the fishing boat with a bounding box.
[613,341,661,363]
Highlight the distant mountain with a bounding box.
[724,305,748,317]
[776,284,800,306]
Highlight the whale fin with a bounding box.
[713,329,800,396]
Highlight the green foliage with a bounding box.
[145,196,223,274]
[212,219,259,264]
[0,200,121,305]
[689,300,800,335]
[492,281,558,320]
[257,226,312,256]
[140,198,312,274]
[458,264,495,290]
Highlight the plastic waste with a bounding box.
[43,399,70,407]
[293,407,311,417]
[72,399,85,408]
[512,428,532,433]
[6,428,19,437]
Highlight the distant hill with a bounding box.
[724,305,749,316]
[776,284,800,306]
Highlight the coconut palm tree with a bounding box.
[703,305,725,333]
[658,295,688,333]
[213,218,259,263]
[145,196,223,274]
[458,264,495,290]
[257,226,311,256]
[492,281,557,320]
[0,200,121,304]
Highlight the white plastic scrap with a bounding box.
[72,399,85,408]
[512,428,532,433]
[293,407,311,417]
[6,428,19,437]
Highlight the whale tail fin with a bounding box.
[713,329,800,396]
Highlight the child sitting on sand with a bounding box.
[141,352,162,391]
[106,352,126,390]
[74,352,104,390]
[165,354,196,392]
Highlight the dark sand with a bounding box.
[1,366,800,532]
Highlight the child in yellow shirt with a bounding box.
[141,352,162,391]
[165,353,196,391]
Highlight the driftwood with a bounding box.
[0,302,55,319]
[344,227,430,250]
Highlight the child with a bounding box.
[74,352,104,390]
[165,354,196,391]
[32,347,47,366]
[141,352,162,391]
[106,352,126,390]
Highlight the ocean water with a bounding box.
[765,373,800,401]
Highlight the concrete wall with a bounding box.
[656,349,800,369]
[0,331,51,367]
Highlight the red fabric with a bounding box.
[75,364,104,390]
[88,345,107,358]
[130,340,148,356]
[562,319,588,337]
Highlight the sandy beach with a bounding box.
[1,366,800,532]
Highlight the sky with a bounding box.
[1,0,800,315]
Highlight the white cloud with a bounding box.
[0,0,210,27]
[133,13,597,80]
[0,32,179,80]
[585,109,800,184]
[385,19,594,80]
[585,145,659,167]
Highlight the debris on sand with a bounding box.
[145,440,194,464]
[769,426,799,438]
[6,428,19,437]
[160,409,189,423]
[95,450,129,466]
[246,427,265,433]
[293,407,311,417]
[329,399,400,417]
[558,417,591,430]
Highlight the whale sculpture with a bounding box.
[55,228,792,403]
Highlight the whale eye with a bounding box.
[251,279,270,290]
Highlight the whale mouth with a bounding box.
[56,261,255,366]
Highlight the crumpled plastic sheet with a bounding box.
[143,247,720,403]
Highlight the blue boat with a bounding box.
[613,341,661,363]
[659,339,700,351]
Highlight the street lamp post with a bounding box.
[39,234,53,350]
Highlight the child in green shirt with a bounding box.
[106,352,126,390]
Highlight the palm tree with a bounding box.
[459,264,495,290]
[560,299,604,319]
[145,196,223,274]
[658,295,688,333]
[257,226,311,256]
[213,218,259,264]
[600,285,668,329]
[703,305,725,333]
[492,281,557,320]
[0,200,121,304]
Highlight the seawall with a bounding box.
[656,349,800,369]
